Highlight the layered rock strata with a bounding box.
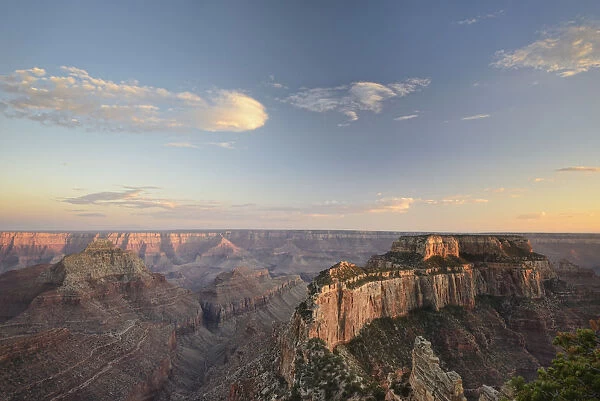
[239,235,600,401]
[0,231,405,275]
[410,336,467,401]
[392,235,460,258]
[300,235,546,350]
[308,262,480,348]
[199,266,304,324]
[0,240,202,401]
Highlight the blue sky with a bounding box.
[1,1,600,231]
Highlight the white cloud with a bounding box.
[394,114,419,121]
[164,142,199,149]
[556,166,600,172]
[206,141,235,150]
[284,78,430,123]
[456,10,504,25]
[462,114,490,120]
[492,24,600,77]
[0,66,268,133]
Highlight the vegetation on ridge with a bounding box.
[288,338,385,401]
[507,321,600,401]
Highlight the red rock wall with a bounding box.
[309,267,478,349]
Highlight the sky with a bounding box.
[1,0,600,232]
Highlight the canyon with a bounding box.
[2,231,597,288]
[0,231,406,291]
[199,266,304,324]
[0,240,202,401]
[1,232,599,400]
[272,234,600,400]
[0,237,309,401]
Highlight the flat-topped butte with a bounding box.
[295,234,549,350]
[309,234,547,294]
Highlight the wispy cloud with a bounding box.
[461,114,491,120]
[367,197,414,213]
[81,189,493,223]
[556,166,600,172]
[0,66,268,133]
[517,212,546,220]
[267,74,287,89]
[456,10,504,25]
[207,141,235,150]
[492,23,600,77]
[394,114,419,121]
[164,142,199,149]
[423,196,489,205]
[284,78,430,123]
[61,187,181,210]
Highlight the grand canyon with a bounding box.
[0,231,598,400]
[3,2,600,400]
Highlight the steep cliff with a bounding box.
[157,270,308,401]
[308,263,479,348]
[410,336,467,401]
[296,235,545,351]
[392,235,460,259]
[199,266,305,324]
[0,240,202,401]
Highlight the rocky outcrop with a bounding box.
[410,336,467,401]
[477,385,500,401]
[263,235,600,401]
[0,240,202,401]
[392,235,459,259]
[48,239,152,289]
[308,263,479,348]
[199,266,305,324]
[297,235,545,350]
[456,235,532,259]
